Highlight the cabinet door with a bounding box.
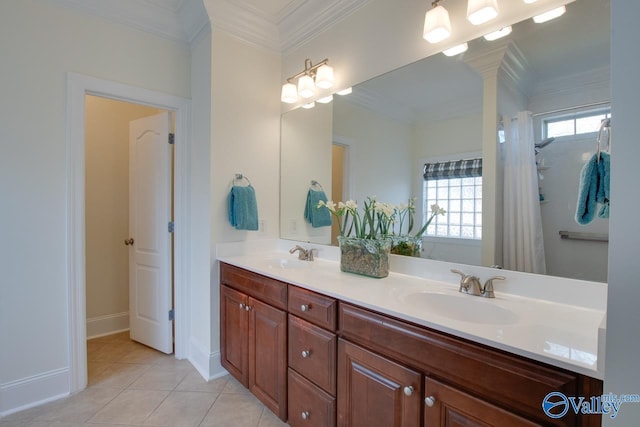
[424,377,540,427]
[220,285,248,387]
[249,297,288,421]
[337,339,421,427]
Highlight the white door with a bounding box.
[128,112,173,354]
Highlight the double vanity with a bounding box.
[218,241,606,426]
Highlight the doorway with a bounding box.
[84,96,174,354]
[66,73,191,393]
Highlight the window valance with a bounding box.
[423,158,482,180]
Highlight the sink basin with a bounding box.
[264,257,311,270]
[402,292,518,325]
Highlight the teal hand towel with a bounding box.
[596,152,610,218]
[228,185,259,230]
[304,189,332,228]
[575,153,599,225]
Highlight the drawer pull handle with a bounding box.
[403,386,414,396]
[301,350,311,358]
[301,411,310,420]
[424,396,436,407]
[300,304,309,312]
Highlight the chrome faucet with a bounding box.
[451,269,505,298]
[289,245,317,261]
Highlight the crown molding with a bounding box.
[53,0,209,46]
[343,86,415,125]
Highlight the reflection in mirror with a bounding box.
[280,0,610,282]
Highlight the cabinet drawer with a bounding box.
[288,285,337,331]
[288,368,336,427]
[339,303,582,425]
[220,263,287,309]
[289,315,337,395]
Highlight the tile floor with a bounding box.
[1,332,288,427]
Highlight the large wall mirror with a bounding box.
[280,0,610,283]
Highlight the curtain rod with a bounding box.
[532,100,611,118]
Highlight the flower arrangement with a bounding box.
[317,196,395,239]
[390,199,446,256]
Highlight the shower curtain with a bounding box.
[502,111,546,274]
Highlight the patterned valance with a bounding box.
[423,158,483,180]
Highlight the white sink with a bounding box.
[402,291,518,325]
[263,257,312,270]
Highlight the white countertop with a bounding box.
[217,241,606,380]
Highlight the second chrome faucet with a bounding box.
[289,245,318,261]
[451,269,505,298]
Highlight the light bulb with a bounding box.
[315,64,334,89]
[280,83,297,103]
[298,75,315,99]
[467,0,499,25]
[423,4,451,44]
[443,43,469,57]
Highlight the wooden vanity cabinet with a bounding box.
[287,285,338,427]
[220,264,287,420]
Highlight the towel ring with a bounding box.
[310,180,325,191]
[232,173,252,187]
[596,118,611,162]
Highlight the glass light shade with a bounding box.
[483,26,512,41]
[317,95,333,104]
[467,0,498,25]
[336,87,352,96]
[523,0,537,3]
[302,102,315,109]
[298,75,315,98]
[280,83,297,103]
[533,6,566,23]
[443,43,469,57]
[423,5,451,44]
[315,64,334,89]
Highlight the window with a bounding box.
[422,159,482,240]
[544,109,611,139]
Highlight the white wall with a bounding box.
[604,2,640,424]
[0,0,191,414]
[208,28,282,376]
[333,99,412,205]
[281,103,333,244]
[85,96,163,338]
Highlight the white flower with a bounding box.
[345,200,358,210]
[431,204,446,216]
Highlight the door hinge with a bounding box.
[168,133,175,145]
[169,309,175,321]
[168,221,175,233]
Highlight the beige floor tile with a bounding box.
[127,365,191,391]
[199,393,265,427]
[33,387,120,423]
[0,420,50,427]
[142,391,217,427]
[118,346,171,365]
[175,373,228,394]
[87,389,169,425]
[257,410,289,427]
[88,363,149,389]
[221,377,252,395]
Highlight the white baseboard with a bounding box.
[86,312,129,339]
[188,338,227,381]
[0,368,70,417]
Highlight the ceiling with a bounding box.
[53,0,370,51]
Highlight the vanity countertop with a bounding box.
[217,248,605,380]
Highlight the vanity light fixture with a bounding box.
[483,26,512,41]
[523,0,537,3]
[336,87,352,96]
[423,0,452,44]
[467,0,499,25]
[280,58,334,104]
[443,42,468,56]
[317,95,333,104]
[533,6,566,23]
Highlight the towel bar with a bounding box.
[559,230,609,242]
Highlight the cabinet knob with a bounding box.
[301,411,310,420]
[245,305,251,312]
[424,396,436,407]
[239,303,245,309]
[403,386,414,396]
[301,350,311,358]
[300,304,309,312]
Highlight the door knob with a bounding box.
[124,238,134,246]
[424,396,436,407]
